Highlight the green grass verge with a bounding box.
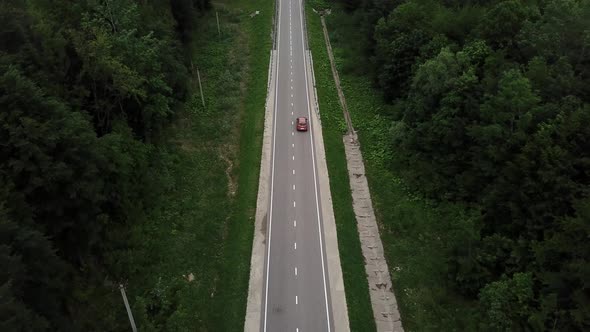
[322,8,481,332]
[119,1,273,331]
[305,7,377,332]
[210,0,273,330]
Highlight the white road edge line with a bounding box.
[299,0,332,329]
[263,0,281,329]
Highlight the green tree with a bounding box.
[467,69,539,191]
[518,0,590,101]
[372,1,435,101]
[526,56,576,103]
[170,0,196,43]
[73,0,183,138]
[535,199,590,330]
[396,45,487,197]
[476,0,538,52]
[0,66,107,262]
[327,0,590,328]
[479,272,535,331]
[0,188,67,331]
[0,0,194,329]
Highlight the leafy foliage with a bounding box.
[327,0,590,329]
[0,0,209,329]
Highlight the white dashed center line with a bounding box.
[293,184,295,190]
[293,201,296,207]
[294,242,297,250]
[296,296,298,305]
[295,267,298,276]
[294,220,296,227]
[293,169,295,175]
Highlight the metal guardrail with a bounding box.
[308,51,321,120]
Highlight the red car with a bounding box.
[296,117,308,131]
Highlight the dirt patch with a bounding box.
[261,213,267,239]
[219,146,238,198]
[175,139,198,152]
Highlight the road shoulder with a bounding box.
[307,49,351,332]
[244,49,276,332]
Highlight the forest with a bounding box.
[0,0,211,330]
[3,0,589,330]
[326,0,589,330]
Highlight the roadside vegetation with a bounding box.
[312,0,590,331]
[124,0,272,330]
[0,0,270,330]
[305,4,377,332]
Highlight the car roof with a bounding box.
[297,117,307,122]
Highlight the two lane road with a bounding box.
[262,0,333,331]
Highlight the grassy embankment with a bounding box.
[317,7,481,332]
[306,2,480,331]
[121,0,272,330]
[305,5,377,332]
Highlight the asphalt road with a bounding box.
[261,0,334,331]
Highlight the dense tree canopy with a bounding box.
[330,0,590,329]
[0,0,209,330]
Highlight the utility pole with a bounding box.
[119,284,137,332]
[197,67,205,109]
[216,11,221,38]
